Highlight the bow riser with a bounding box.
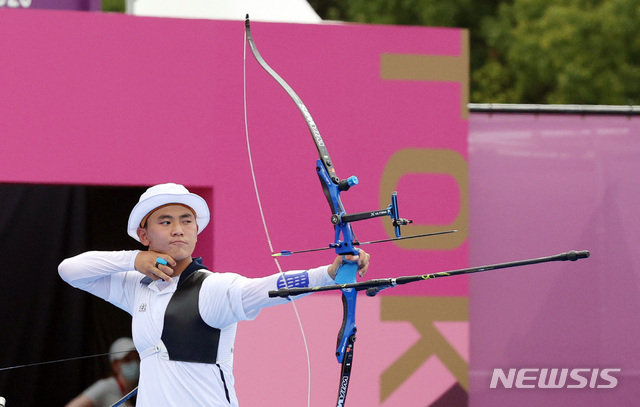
[317,156,359,367]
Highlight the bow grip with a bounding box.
[335,257,358,363]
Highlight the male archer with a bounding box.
[59,183,369,406]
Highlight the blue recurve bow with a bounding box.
[244,16,413,406]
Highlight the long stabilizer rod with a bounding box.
[268,250,590,298]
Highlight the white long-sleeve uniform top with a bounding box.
[58,250,334,407]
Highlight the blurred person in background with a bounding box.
[65,337,138,407]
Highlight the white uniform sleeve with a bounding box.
[240,265,334,318]
[58,250,140,314]
[198,265,334,328]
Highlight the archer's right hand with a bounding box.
[134,251,176,282]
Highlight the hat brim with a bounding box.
[127,193,210,242]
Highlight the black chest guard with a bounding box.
[161,259,221,363]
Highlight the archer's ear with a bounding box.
[137,228,150,247]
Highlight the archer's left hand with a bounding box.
[328,249,370,280]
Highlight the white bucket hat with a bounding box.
[127,183,210,242]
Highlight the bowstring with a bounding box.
[243,29,312,407]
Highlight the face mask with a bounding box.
[120,360,140,382]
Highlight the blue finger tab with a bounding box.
[156,257,168,266]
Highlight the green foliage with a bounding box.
[473,0,640,103]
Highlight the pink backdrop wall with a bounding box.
[0,9,468,406]
[469,112,640,406]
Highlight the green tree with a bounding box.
[473,0,640,103]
